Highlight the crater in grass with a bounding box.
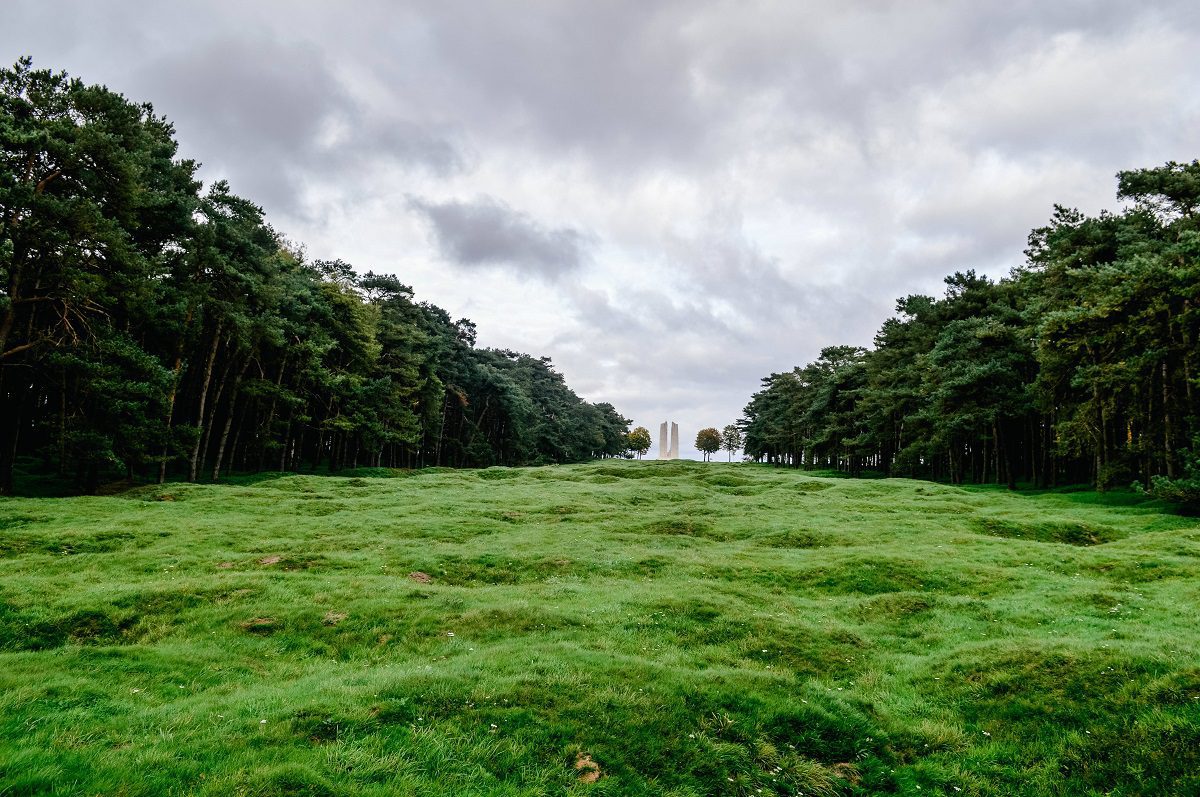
[0,527,167,557]
[417,554,582,585]
[240,616,278,634]
[450,607,581,639]
[291,708,371,743]
[0,513,48,531]
[1,586,242,650]
[938,645,1161,734]
[291,500,349,517]
[1,604,138,650]
[703,474,755,488]
[757,529,827,549]
[740,556,999,596]
[588,462,697,479]
[972,516,1123,546]
[1087,557,1189,582]
[854,592,937,620]
[477,467,522,481]
[638,517,716,537]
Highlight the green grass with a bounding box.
[2,461,1199,796]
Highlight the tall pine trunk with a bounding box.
[158,307,195,484]
[188,321,223,482]
[212,355,252,481]
[257,354,287,471]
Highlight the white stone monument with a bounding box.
[658,421,679,460]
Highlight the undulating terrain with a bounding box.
[2,462,1198,796]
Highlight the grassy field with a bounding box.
[1,461,1199,796]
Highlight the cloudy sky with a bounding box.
[5,1,1199,458]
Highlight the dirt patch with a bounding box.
[217,561,235,569]
[157,494,176,502]
[408,571,432,584]
[240,617,276,633]
[258,555,282,566]
[323,611,348,626]
[575,753,601,783]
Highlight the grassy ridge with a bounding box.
[1,462,1198,796]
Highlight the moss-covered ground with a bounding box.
[2,461,1199,796]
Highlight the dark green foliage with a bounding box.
[695,427,722,461]
[0,59,627,493]
[1144,435,1200,513]
[742,163,1200,506]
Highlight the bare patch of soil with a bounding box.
[408,571,432,583]
[258,555,282,566]
[575,753,601,783]
[240,617,276,633]
[323,611,348,625]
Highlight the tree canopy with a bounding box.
[742,161,1200,502]
[626,426,652,459]
[720,424,743,461]
[0,58,630,493]
[695,428,721,461]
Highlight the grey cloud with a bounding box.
[409,195,592,279]
[134,38,462,218]
[342,0,1200,176]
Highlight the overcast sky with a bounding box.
[5,1,1199,459]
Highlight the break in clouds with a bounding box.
[4,0,1199,456]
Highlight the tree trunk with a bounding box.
[158,307,195,484]
[992,423,1001,485]
[0,377,21,496]
[257,354,287,471]
[227,401,248,475]
[1162,361,1176,478]
[436,393,449,467]
[0,258,25,358]
[279,415,293,472]
[1002,424,1017,490]
[1182,299,1194,407]
[198,353,236,478]
[188,322,223,482]
[212,355,252,481]
[58,371,67,474]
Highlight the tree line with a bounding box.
[0,58,630,494]
[741,161,1200,507]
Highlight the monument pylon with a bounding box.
[658,421,680,460]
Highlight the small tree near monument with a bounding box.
[626,427,652,459]
[696,428,721,462]
[721,425,743,461]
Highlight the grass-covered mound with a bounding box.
[1,461,1198,796]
